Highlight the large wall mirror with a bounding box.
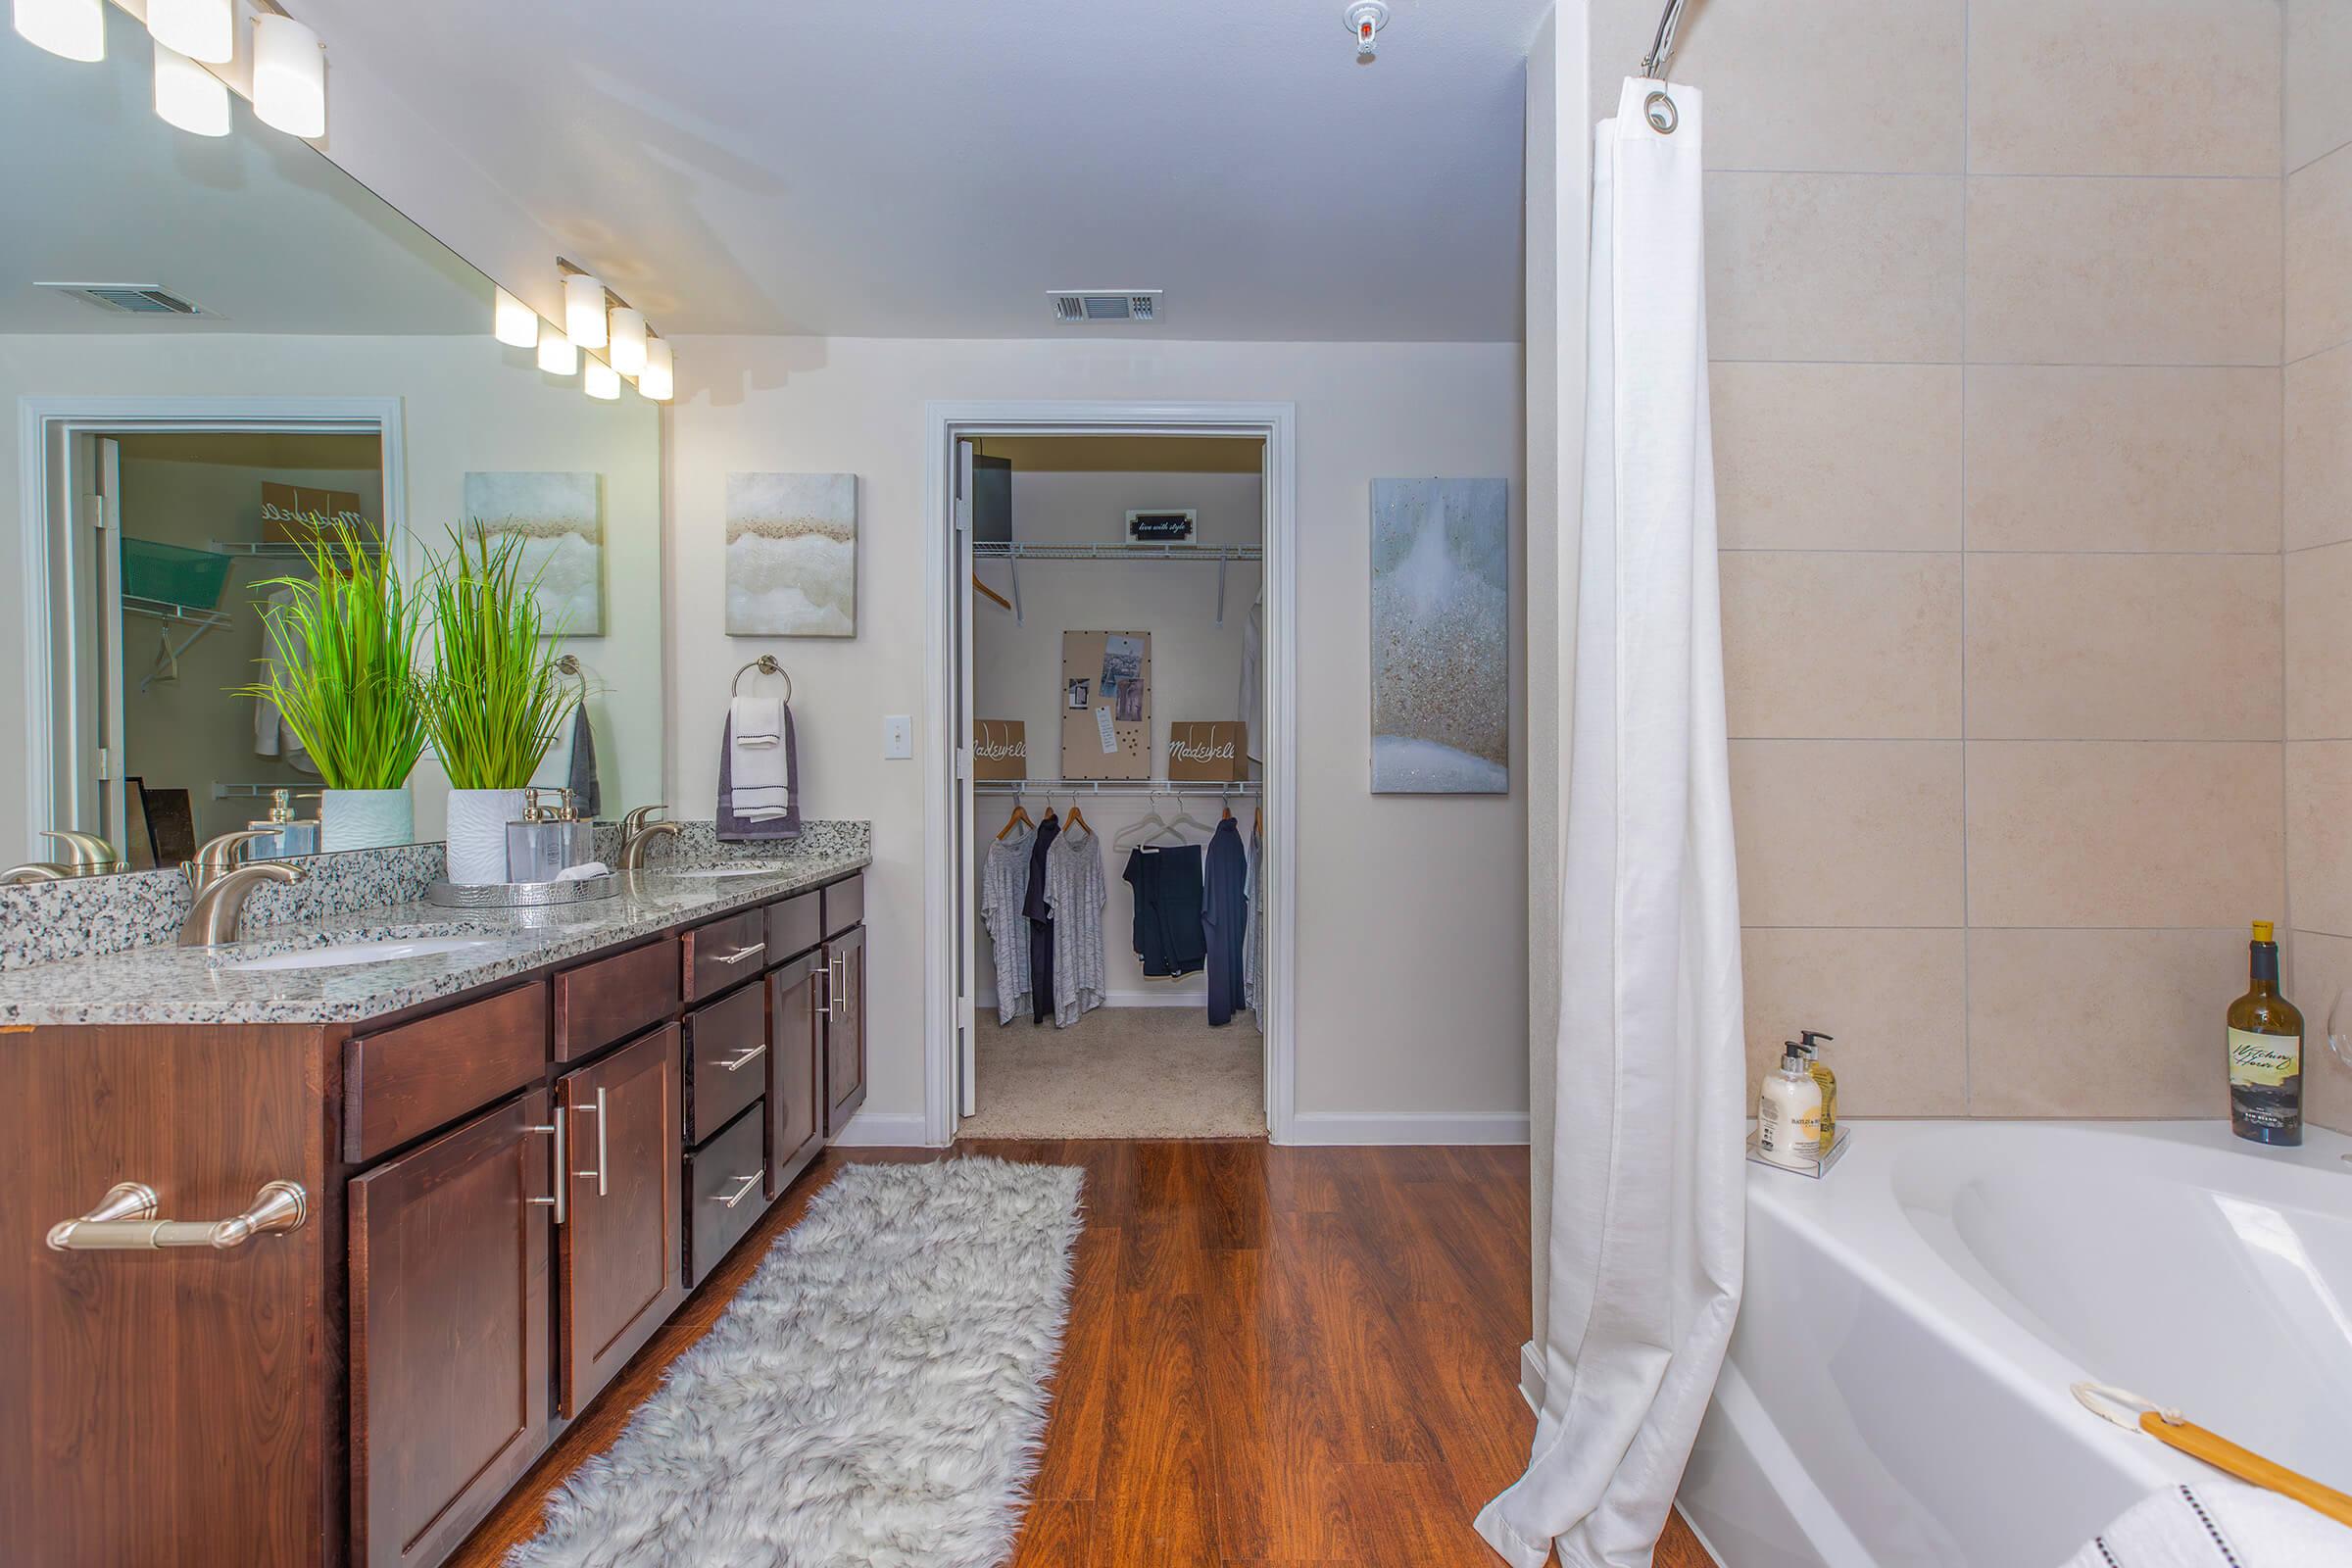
[1,4,662,871]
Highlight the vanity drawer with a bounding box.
[684,1101,768,1287]
[683,982,768,1144]
[343,983,548,1164]
[764,889,822,963]
[821,874,863,940]
[553,937,681,1062]
[681,907,767,1004]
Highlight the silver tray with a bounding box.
[426,873,620,908]
[1744,1124,1850,1179]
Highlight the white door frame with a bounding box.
[920,400,1298,1147]
[16,395,407,860]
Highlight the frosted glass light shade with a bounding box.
[14,0,104,61]
[637,338,673,402]
[537,323,577,375]
[148,0,230,63]
[153,40,230,135]
[564,272,608,349]
[608,308,647,376]
[492,288,538,348]
[584,360,620,400]
[251,14,324,137]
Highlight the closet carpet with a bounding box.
[958,1007,1266,1140]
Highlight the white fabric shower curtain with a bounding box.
[1477,77,1745,1568]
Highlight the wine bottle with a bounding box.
[2228,920,2302,1148]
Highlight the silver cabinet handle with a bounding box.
[717,1042,767,1072]
[813,957,831,1021]
[713,1172,761,1208]
[571,1087,608,1198]
[829,947,848,1021]
[47,1180,307,1251]
[524,1117,567,1224]
[712,942,764,966]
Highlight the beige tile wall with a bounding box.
[1592,0,2303,1123]
[2284,0,2352,1134]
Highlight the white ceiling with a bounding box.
[0,6,488,334]
[293,0,1546,341]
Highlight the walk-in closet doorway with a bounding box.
[921,402,1298,1147]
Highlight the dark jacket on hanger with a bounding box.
[1123,842,1206,979]
[1202,817,1249,1026]
[1024,812,1060,1025]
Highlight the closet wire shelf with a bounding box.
[969,540,1261,625]
[974,777,1260,798]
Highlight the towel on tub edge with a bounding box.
[2061,1483,2352,1568]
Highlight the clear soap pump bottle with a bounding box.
[1756,1048,1825,1170]
[1788,1030,1837,1151]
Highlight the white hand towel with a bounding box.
[729,701,791,821]
[2062,1483,2352,1567]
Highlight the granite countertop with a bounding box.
[0,851,871,1028]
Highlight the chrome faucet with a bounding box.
[41,829,122,874]
[0,862,71,885]
[178,862,304,947]
[618,807,681,869]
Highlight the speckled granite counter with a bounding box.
[0,850,869,1028]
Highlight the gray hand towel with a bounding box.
[717,705,802,841]
[565,706,601,818]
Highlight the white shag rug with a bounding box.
[507,1157,1084,1568]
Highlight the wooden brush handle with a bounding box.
[2140,1412,2352,1529]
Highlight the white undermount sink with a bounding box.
[224,937,502,972]
[656,862,794,879]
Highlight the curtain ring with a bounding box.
[1644,90,1679,134]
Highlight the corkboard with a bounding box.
[1059,629,1152,780]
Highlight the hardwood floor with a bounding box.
[447,1140,1716,1568]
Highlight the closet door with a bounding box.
[955,436,980,1118]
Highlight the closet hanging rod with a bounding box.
[970,542,1261,563]
[974,777,1260,798]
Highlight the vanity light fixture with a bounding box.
[583,358,620,400]
[147,0,229,64]
[14,0,104,61]
[492,287,539,349]
[638,337,674,402]
[251,12,324,138]
[608,308,647,376]
[536,322,578,376]
[564,270,609,350]
[152,37,229,135]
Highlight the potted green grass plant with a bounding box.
[415,525,578,883]
[236,521,427,853]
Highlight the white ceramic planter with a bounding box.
[444,788,527,885]
[318,788,414,853]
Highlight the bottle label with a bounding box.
[2229,1027,2300,1088]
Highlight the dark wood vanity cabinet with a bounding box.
[5,868,866,1568]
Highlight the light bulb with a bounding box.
[537,323,577,376]
[14,0,104,62]
[153,39,229,136]
[492,288,538,349]
[564,271,608,350]
[584,360,620,401]
[147,0,230,63]
[608,308,647,376]
[638,338,673,402]
[251,14,324,137]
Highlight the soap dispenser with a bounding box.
[1788,1030,1838,1151]
[1757,1048,1825,1170]
[246,788,319,860]
[506,789,593,882]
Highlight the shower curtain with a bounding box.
[1477,77,1745,1568]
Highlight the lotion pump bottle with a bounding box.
[1757,1050,1825,1170]
[1789,1030,1838,1150]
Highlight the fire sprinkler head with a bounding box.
[1345,1,1391,61]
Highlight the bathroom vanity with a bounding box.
[0,854,869,1568]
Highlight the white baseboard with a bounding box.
[1518,1340,1545,1413]
[1284,1111,1531,1146]
[829,1110,931,1148]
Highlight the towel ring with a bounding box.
[731,655,794,703]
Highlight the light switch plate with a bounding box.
[883,714,912,759]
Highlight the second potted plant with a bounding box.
[416,526,578,884]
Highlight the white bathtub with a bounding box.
[1677,1120,2352,1567]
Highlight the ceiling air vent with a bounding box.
[1051,290,1161,325]
[38,282,207,317]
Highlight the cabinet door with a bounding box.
[350,1089,553,1568]
[823,925,867,1137]
[557,1024,684,1418]
[767,950,823,1196]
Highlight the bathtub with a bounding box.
[1677,1119,2352,1567]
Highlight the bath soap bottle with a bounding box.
[1756,1049,1825,1169]
[246,788,319,860]
[1789,1030,1838,1150]
[506,789,593,882]
[2228,920,2302,1147]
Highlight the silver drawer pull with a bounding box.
[713,1172,761,1208]
[571,1088,608,1198]
[524,1120,567,1224]
[47,1180,307,1251]
[717,1043,767,1072]
[712,942,764,966]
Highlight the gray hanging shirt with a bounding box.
[981,824,1036,1024]
[1044,820,1107,1027]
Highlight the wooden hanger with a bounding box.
[996,797,1033,840]
[1252,805,1262,836]
[1066,802,1089,834]
[973,574,1012,612]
